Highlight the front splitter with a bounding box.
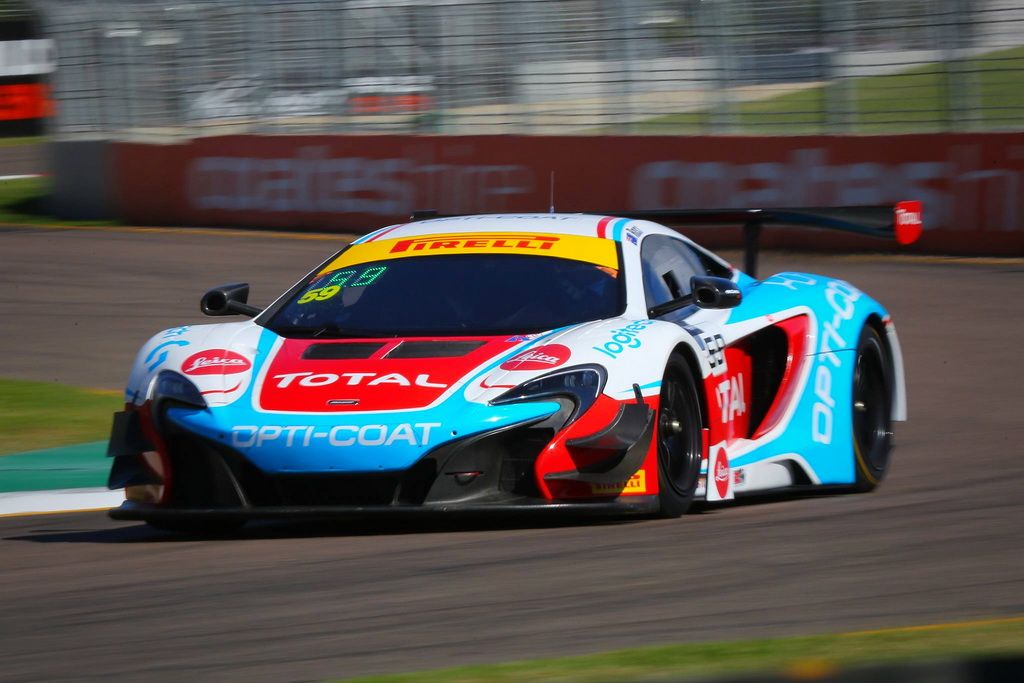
[109,495,660,522]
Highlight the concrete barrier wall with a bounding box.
[51,138,116,220]
[100,133,1024,255]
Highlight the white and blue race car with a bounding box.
[107,204,922,531]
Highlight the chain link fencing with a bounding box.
[37,0,1024,138]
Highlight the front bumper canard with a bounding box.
[544,402,655,485]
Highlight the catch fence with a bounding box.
[37,0,1024,138]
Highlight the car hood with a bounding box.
[256,335,521,413]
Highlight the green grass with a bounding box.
[0,378,121,456]
[637,45,1024,134]
[0,135,45,147]
[0,175,120,227]
[341,617,1024,683]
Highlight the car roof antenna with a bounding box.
[549,171,556,214]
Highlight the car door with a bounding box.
[641,235,751,469]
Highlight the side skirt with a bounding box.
[697,458,812,501]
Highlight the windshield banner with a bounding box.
[321,232,619,272]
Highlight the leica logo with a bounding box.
[181,350,252,376]
[500,344,570,371]
[713,448,730,499]
[188,356,246,371]
[714,460,729,483]
[512,350,559,365]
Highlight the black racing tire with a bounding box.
[851,324,893,492]
[145,518,246,536]
[656,355,705,517]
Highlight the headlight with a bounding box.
[489,364,606,424]
[153,370,207,409]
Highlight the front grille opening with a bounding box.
[160,419,554,509]
[272,474,400,506]
[385,340,487,359]
[303,342,386,360]
[396,457,438,504]
[497,428,553,497]
[434,423,553,500]
[165,434,245,508]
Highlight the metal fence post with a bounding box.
[946,0,978,130]
[34,0,1024,139]
[824,0,854,133]
[615,0,637,135]
[706,0,736,134]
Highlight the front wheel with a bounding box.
[851,325,893,492]
[656,356,705,517]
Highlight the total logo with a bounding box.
[272,371,446,389]
[182,349,251,375]
[232,422,441,448]
[592,320,655,359]
[715,372,747,425]
[500,344,570,371]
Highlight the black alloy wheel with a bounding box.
[852,325,893,492]
[656,356,704,517]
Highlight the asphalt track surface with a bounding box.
[0,143,44,178]
[1,225,1023,682]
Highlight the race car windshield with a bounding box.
[265,253,624,338]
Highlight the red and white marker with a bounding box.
[894,200,923,245]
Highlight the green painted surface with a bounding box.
[634,45,1024,135]
[0,175,120,227]
[0,441,109,493]
[341,618,1024,683]
[0,378,120,455]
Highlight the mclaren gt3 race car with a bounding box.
[107,204,922,531]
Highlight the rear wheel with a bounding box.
[852,325,893,492]
[656,356,704,517]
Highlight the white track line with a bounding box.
[0,488,124,517]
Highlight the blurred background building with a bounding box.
[23,0,1024,139]
[0,0,52,135]
[2,0,1019,253]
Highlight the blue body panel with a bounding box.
[725,272,890,485]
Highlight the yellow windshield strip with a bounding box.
[321,232,619,273]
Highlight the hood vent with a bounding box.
[385,340,487,359]
[303,342,385,360]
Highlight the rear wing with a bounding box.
[608,201,922,277]
[410,201,922,278]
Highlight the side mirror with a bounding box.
[690,276,742,310]
[200,283,262,318]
